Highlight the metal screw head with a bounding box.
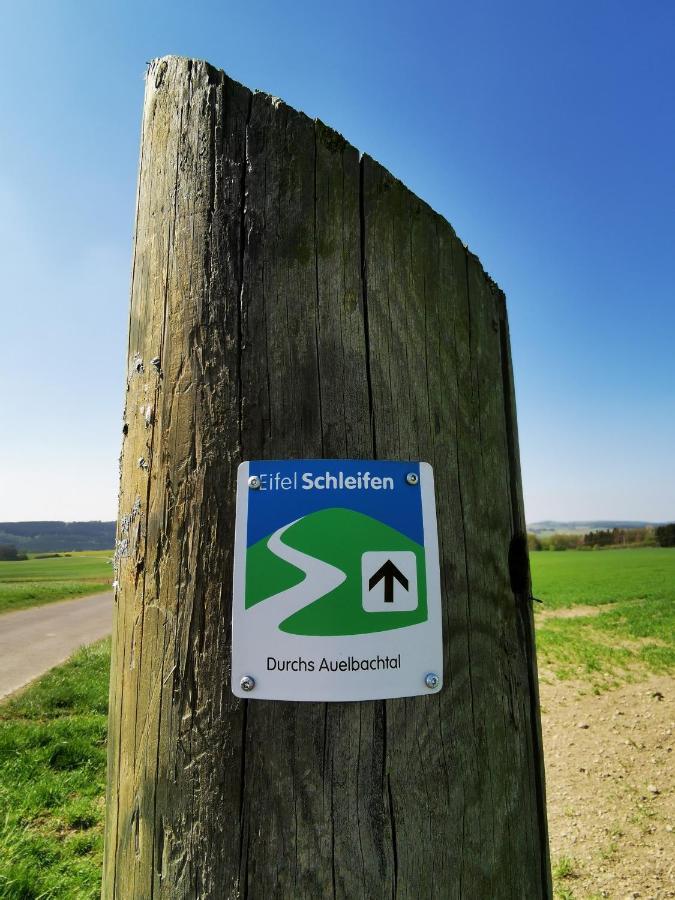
[240,675,256,692]
[406,472,419,486]
[424,672,440,690]
[248,475,261,490]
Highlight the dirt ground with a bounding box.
[540,672,674,899]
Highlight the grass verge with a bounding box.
[0,581,111,616]
[0,553,113,615]
[0,640,109,899]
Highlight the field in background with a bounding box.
[0,552,113,615]
[531,548,675,685]
[531,547,674,610]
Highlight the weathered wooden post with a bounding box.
[103,55,551,898]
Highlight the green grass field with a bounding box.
[531,548,675,683]
[0,552,113,615]
[530,547,675,609]
[0,640,109,899]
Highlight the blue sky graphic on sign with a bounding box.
[246,460,423,546]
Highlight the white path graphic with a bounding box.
[243,519,346,631]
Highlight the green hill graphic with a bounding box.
[245,507,427,636]
[246,528,307,600]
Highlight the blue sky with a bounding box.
[1,0,673,523]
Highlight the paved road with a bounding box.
[0,591,114,700]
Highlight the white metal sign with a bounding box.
[231,460,443,701]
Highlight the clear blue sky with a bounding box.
[1,0,673,523]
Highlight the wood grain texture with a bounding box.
[103,55,551,899]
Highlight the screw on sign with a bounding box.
[240,675,256,692]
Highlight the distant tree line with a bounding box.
[0,544,27,561]
[582,526,658,548]
[655,523,675,547]
[528,523,675,551]
[527,533,583,551]
[0,521,115,553]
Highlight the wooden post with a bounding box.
[103,55,551,899]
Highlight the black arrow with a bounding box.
[368,560,409,604]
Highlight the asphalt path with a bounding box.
[0,591,114,700]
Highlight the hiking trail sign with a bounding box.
[231,459,443,701]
